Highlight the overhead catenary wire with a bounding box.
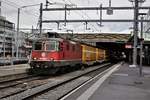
[66,0,99,31]
[3,0,49,20]
[4,0,98,32]
[2,0,42,37]
[45,0,86,30]
[2,0,39,18]
[5,0,19,7]
[61,0,87,29]
[64,0,99,31]
[3,0,51,31]
[2,0,18,8]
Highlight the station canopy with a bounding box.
[59,32,131,43]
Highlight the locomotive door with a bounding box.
[60,42,65,59]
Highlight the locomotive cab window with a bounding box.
[34,42,42,50]
[46,41,59,51]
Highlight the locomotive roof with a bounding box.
[33,37,105,49]
[34,37,79,43]
[34,38,64,42]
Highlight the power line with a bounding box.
[64,0,99,31]
[2,0,41,19]
[60,0,86,19]
[5,0,20,6]
[2,0,42,34]
[2,0,18,8]
[18,0,28,5]
[65,0,99,31]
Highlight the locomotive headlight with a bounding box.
[33,57,37,60]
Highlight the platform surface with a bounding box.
[62,63,150,100]
[0,64,30,77]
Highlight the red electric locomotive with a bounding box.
[29,37,82,74]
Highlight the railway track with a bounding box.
[0,73,31,83]
[1,62,119,100]
[30,63,114,100]
[0,75,52,99]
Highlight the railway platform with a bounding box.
[0,64,30,77]
[61,62,150,100]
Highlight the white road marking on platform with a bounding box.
[113,73,128,76]
[76,63,121,100]
[60,62,122,100]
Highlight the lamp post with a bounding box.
[139,13,146,77]
[133,0,139,67]
[128,0,145,67]
[140,16,144,76]
[16,4,40,59]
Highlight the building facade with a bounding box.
[17,31,32,58]
[144,9,150,41]
[0,16,14,58]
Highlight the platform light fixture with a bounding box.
[107,0,113,15]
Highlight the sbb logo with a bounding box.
[41,52,46,57]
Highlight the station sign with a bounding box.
[125,44,132,49]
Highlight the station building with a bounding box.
[0,16,14,58]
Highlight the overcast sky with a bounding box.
[1,0,150,33]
